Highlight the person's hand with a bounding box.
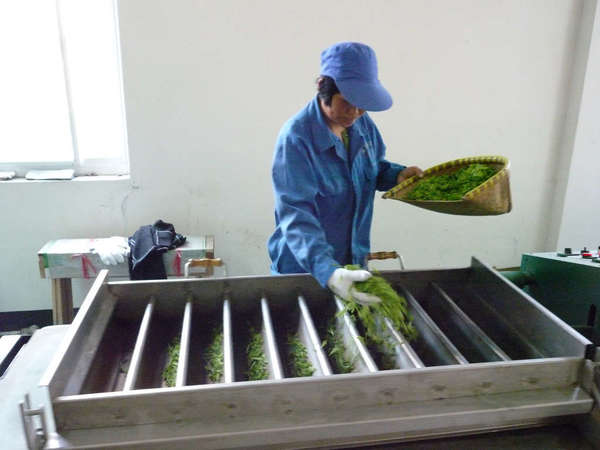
[397,166,424,184]
[93,236,130,265]
[327,268,382,305]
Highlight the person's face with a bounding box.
[321,94,365,129]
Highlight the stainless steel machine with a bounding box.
[20,257,600,449]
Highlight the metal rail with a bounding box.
[222,298,234,383]
[430,282,510,362]
[260,296,283,380]
[123,298,155,391]
[176,299,193,387]
[397,285,469,365]
[381,317,425,369]
[298,295,332,376]
[335,297,378,372]
[439,283,546,360]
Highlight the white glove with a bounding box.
[327,268,382,305]
[92,236,130,266]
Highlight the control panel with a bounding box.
[557,247,600,263]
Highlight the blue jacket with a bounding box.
[268,96,405,287]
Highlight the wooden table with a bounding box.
[38,236,215,324]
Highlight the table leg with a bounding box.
[51,278,74,324]
[38,254,46,279]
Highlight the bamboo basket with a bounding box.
[382,156,512,216]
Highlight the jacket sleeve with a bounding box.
[272,133,339,287]
[377,160,406,191]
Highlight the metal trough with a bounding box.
[27,257,596,449]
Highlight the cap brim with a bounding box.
[335,79,393,112]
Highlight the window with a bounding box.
[0,0,129,177]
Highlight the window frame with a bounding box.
[0,0,129,178]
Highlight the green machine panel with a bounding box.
[507,252,600,345]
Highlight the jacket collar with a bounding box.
[309,96,367,153]
[309,96,335,152]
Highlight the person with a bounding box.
[268,42,422,304]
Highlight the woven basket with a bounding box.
[382,156,512,216]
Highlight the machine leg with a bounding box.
[51,278,73,324]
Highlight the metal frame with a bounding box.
[34,258,595,449]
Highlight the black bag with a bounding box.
[128,219,186,280]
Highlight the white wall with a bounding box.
[0,0,595,312]
[546,0,599,251]
[557,1,600,251]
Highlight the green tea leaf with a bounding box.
[342,265,417,348]
[323,319,355,374]
[162,336,180,387]
[406,163,498,201]
[287,333,315,378]
[246,327,269,381]
[205,326,224,383]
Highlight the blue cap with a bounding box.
[320,42,392,112]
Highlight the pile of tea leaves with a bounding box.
[246,327,269,381]
[342,265,417,347]
[322,319,355,374]
[162,336,180,387]
[405,163,498,201]
[287,333,315,378]
[205,325,224,383]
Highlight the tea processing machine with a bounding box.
[13,257,600,448]
[502,250,600,351]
